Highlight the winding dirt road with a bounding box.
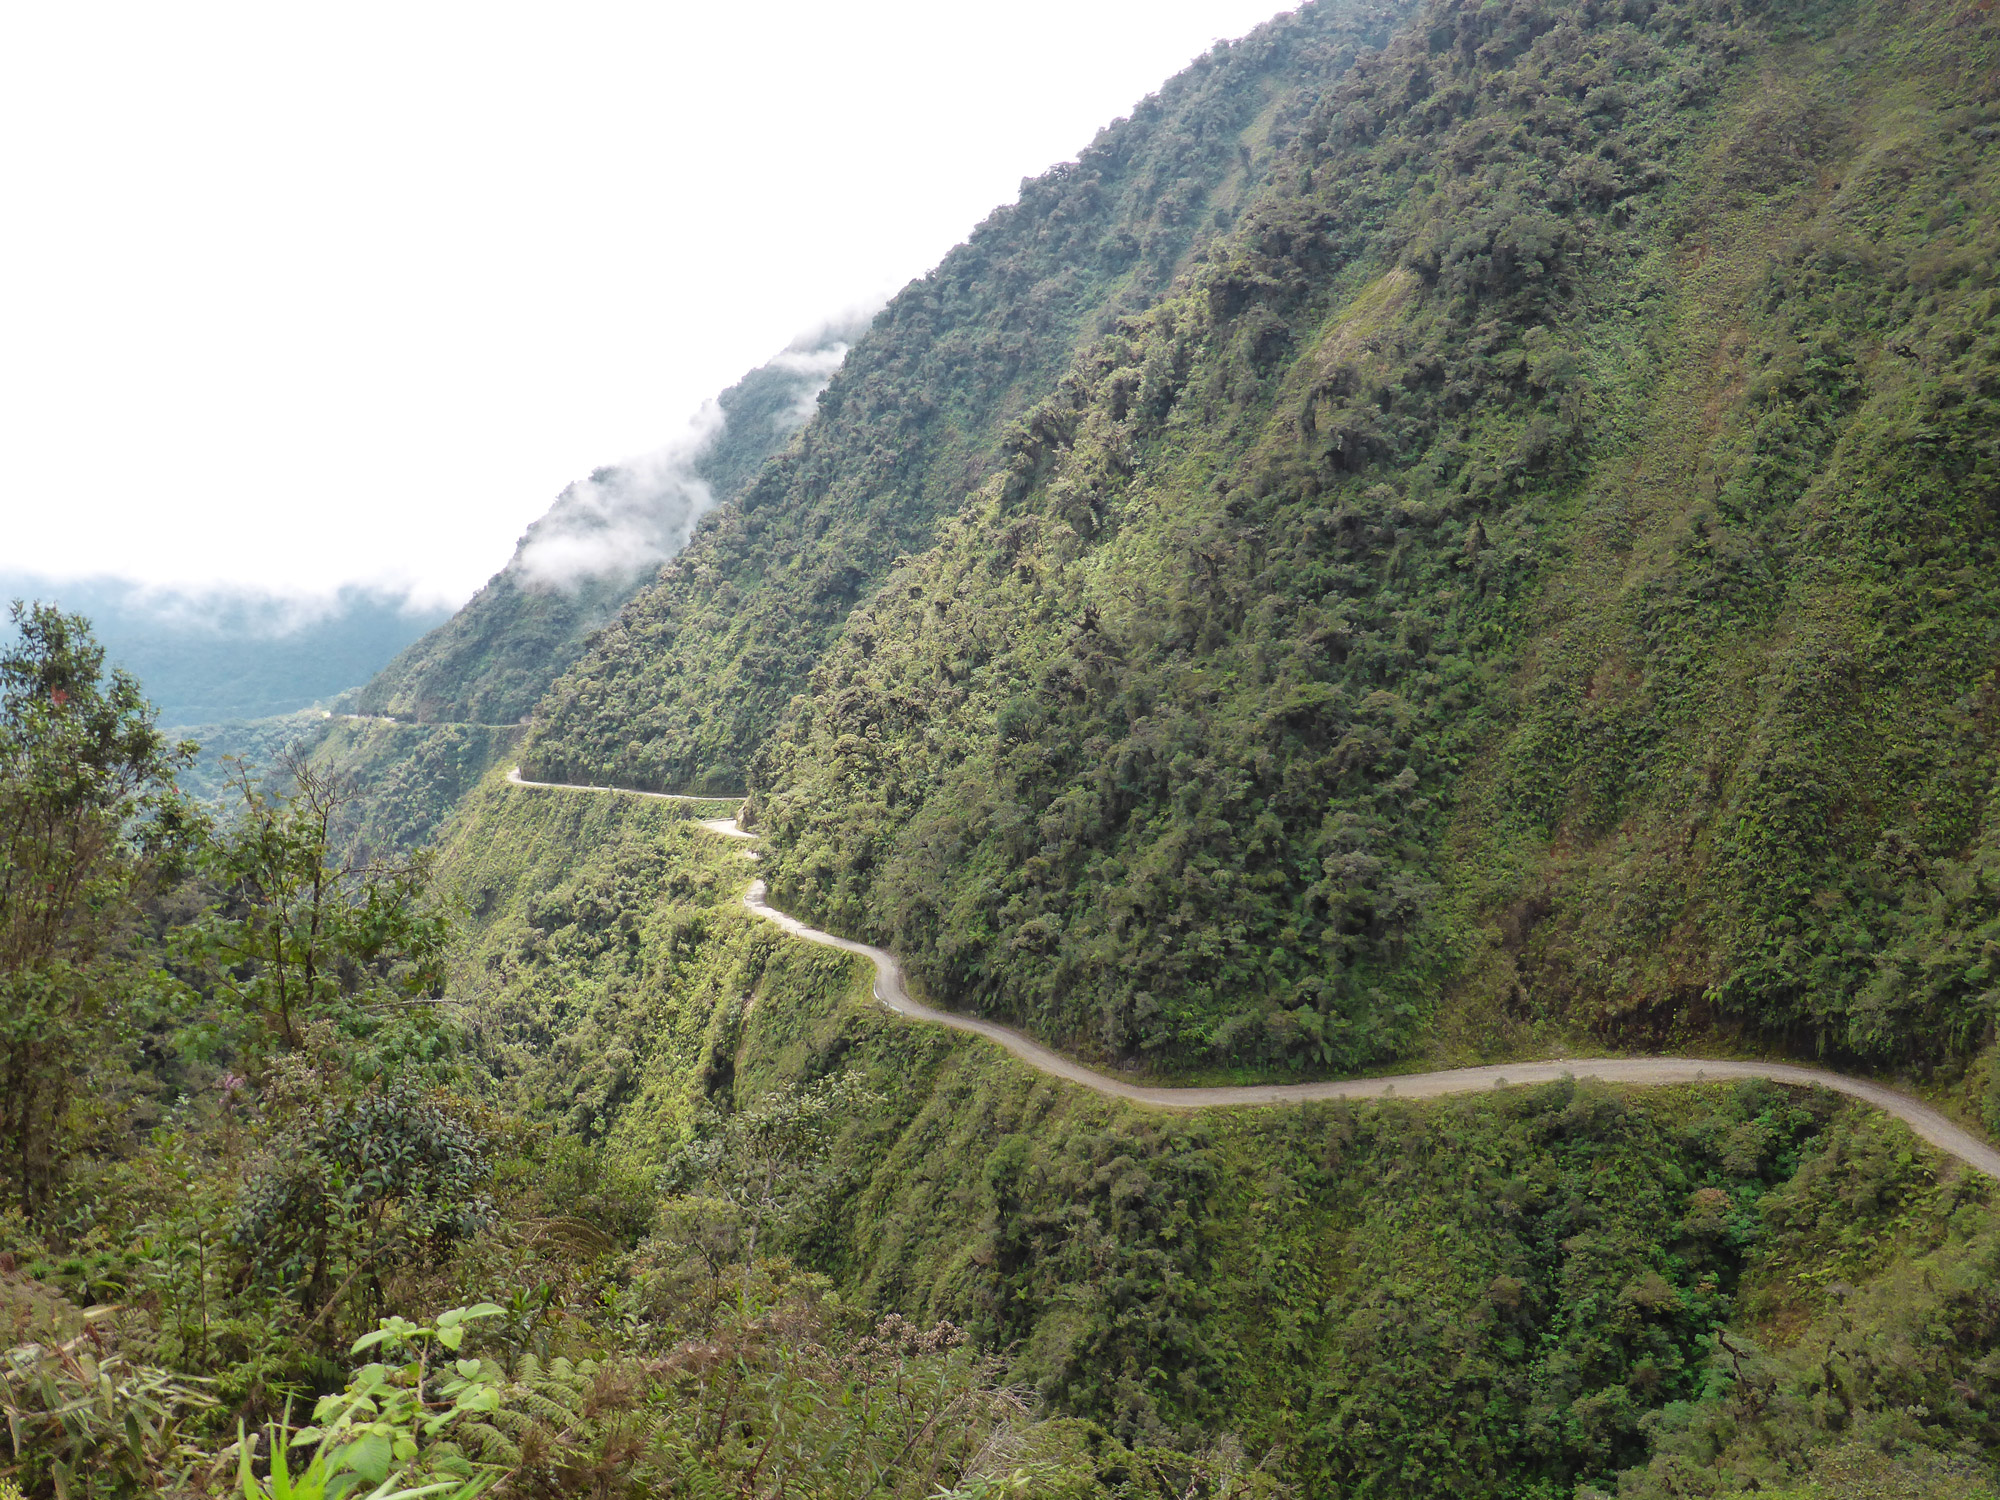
[503,769,2000,1181]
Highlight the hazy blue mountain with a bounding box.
[0,575,451,727]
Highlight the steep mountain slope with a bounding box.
[357,323,860,725]
[433,769,2000,1499]
[305,716,525,862]
[522,0,1419,794]
[742,0,1999,1075]
[390,2,2000,1491]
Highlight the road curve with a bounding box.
[502,769,2000,1181]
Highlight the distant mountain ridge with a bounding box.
[0,575,449,726]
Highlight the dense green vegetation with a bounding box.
[722,0,2000,1077]
[423,772,2000,1498]
[13,0,2000,1492]
[358,324,866,727]
[301,718,523,861]
[524,0,1418,795]
[163,713,520,856]
[0,621,1314,1498]
[11,588,2000,1494]
[169,710,335,809]
[0,604,196,1218]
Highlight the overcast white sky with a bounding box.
[1,1,1289,608]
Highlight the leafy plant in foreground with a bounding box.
[239,1304,505,1500]
[0,1317,215,1498]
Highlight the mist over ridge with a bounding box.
[354,315,875,724]
[512,329,857,591]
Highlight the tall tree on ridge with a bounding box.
[0,601,194,1218]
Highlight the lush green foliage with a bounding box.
[0,756,1303,1499]
[0,602,196,1217]
[425,775,2000,1498]
[17,0,2000,1493]
[298,719,523,863]
[430,775,828,1157]
[233,1065,496,1318]
[182,759,452,1057]
[657,1070,883,1298]
[170,711,339,811]
[7,729,1996,1498]
[523,0,1418,795]
[0,1292,216,1497]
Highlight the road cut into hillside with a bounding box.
[504,769,2000,1181]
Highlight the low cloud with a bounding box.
[513,403,727,589]
[768,344,853,431]
[512,316,873,591]
[0,572,444,640]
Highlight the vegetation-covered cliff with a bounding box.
[522,0,1418,794]
[10,0,2000,1495]
[428,770,2000,1499]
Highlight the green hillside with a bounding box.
[374,0,2000,1490]
[305,717,525,860]
[429,769,2000,1499]
[13,0,2000,1496]
[522,0,1418,794]
[726,0,2000,1079]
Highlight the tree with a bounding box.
[0,602,194,1219]
[235,1056,495,1323]
[188,754,452,1061]
[661,1071,881,1306]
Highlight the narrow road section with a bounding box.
[503,770,2000,1181]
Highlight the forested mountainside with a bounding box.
[522,0,1417,795]
[715,0,2000,1079]
[356,322,863,726]
[11,1,2000,1496]
[304,717,524,861]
